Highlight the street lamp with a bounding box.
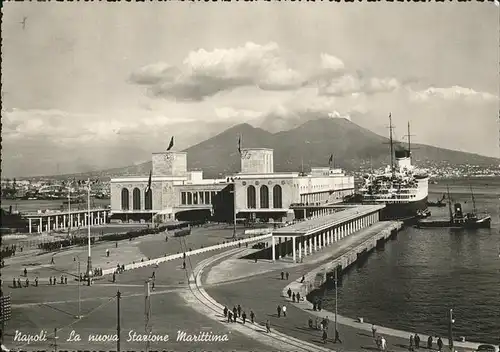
[86,179,93,286]
[74,255,82,319]
[334,266,338,333]
[229,178,237,239]
[448,309,455,351]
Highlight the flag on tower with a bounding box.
[166,136,174,151]
[145,170,152,194]
[237,134,242,154]
[328,154,334,166]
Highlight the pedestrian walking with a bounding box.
[17,278,21,288]
[308,317,313,328]
[372,324,377,338]
[409,334,414,351]
[12,278,16,288]
[223,306,228,317]
[437,337,443,351]
[380,336,387,351]
[115,241,118,248]
[322,330,328,344]
[281,271,284,280]
[233,307,238,322]
[427,336,433,350]
[250,310,255,323]
[265,320,271,333]
[292,292,296,302]
[296,292,301,301]
[282,305,287,317]
[242,311,247,324]
[227,311,232,323]
[237,304,242,317]
[60,275,64,284]
[25,278,29,287]
[35,277,39,287]
[334,330,342,343]
[49,277,53,285]
[415,333,420,349]
[287,288,292,299]
[286,272,289,280]
[50,256,55,264]
[277,305,281,318]
[112,273,116,283]
[64,276,68,284]
[23,268,27,277]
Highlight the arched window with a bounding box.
[145,189,152,210]
[273,185,282,209]
[260,185,269,208]
[132,188,141,210]
[121,188,129,210]
[247,185,256,209]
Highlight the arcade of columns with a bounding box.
[271,211,380,263]
[28,209,109,234]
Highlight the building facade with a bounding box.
[110,148,355,223]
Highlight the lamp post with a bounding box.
[86,179,93,286]
[448,309,455,351]
[144,279,152,352]
[74,255,82,319]
[334,266,338,333]
[229,178,237,239]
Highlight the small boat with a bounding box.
[417,185,491,229]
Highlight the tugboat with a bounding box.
[357,114,429,221]
[417,185,491,229]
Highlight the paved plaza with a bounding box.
[3,223,273,351]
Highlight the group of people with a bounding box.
[408,333,444,351]
[307,316,342,344]
[223,304,256,325]
[49,275,69,285]
[12,275,38,288]
[286,287,302,302]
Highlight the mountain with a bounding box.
[39,118,499,180]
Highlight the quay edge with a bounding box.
[282,221,486,351]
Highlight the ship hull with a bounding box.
[417,216,491,229]
[374,196,428,221]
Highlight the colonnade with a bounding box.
[271,211,380,262]
[28,210,109,234]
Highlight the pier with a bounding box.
[25,208,110,234]
[271,204,385,262]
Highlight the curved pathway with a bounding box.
[203,226,485,352]
[182,248,337,352]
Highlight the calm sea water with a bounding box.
[1,198,110,214]
[323,177,500,345]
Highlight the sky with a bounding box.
[2,2,499,177]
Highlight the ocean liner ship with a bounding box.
[358,114,429,220]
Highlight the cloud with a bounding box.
[130,42,304,101]
[318,73,401,97]
[129,63,180,85]
[320,53,345,72]
[409,86,498,102]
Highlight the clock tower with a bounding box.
[152,151,188,176]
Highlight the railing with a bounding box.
[101,233,272,275]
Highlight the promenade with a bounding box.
[204,223,481,352]
[3,224,277,352]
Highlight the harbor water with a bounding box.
[322,177,500,344]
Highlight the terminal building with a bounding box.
[109,148,355,224]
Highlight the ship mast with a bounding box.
[447,185,453,222]
[469,184,477,214]
[407,121,411,155]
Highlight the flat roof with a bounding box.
[273,204,385,237]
